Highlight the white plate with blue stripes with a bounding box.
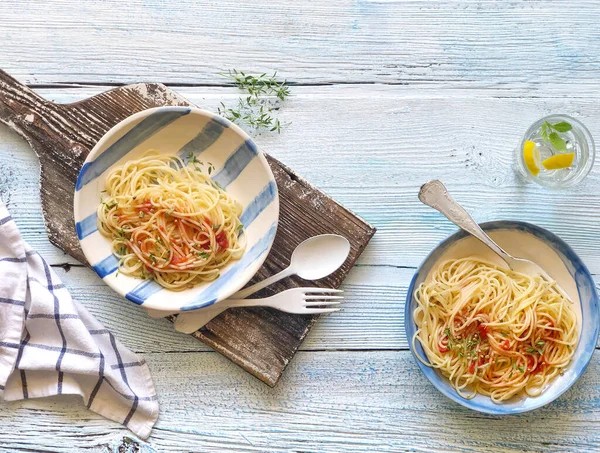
[74,106,279,313]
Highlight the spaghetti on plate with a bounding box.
[412,257,578,402]
[97,151,245,290]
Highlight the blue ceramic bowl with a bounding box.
[74,107,279,313]
[405,221,599,414]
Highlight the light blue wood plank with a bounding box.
[3,86,600,273]
[55,264,600,353]
[1,350,600,452]
[54,263,409,353]
[1,1,600,88]
[1,1,599,448]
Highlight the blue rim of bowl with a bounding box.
[73,106,279,311]
[405,220,599,415]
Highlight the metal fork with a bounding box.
[174,287,344,334]
[419,180,573,303]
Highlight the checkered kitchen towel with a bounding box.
[0,201,158,439]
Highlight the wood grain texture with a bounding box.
[2,0,600,88]
[3,85,600,272]
[2,0,600,449]
[186,154,375,385]
[47,264,600,354]
[0,71,375,387]
[2,350,600,453]
[0,70,190,263]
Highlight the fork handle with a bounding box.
[174,306,228,333]
[174,297,277,334]
[419,180,512,263]
[176,263,296,333]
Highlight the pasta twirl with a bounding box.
[412,257,578,402]
[97,151,246,291]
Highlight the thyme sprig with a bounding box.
[217,70,290,133]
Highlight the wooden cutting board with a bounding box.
[0,69,376,386]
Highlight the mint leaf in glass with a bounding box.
[549,132,567,151]
[551,121,572,133]
[540,122,551,142]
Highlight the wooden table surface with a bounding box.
[1,1,600,452]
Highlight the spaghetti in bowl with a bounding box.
[74,107,279,313]
[405,221,598,414]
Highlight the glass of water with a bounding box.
[515,114,595,188]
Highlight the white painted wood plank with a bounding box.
[2,85,600,272]
[1,350,600,452]
[54,264,600,353]
[2,1,599,450]
[2,1,600,87]
[55,263,409,353]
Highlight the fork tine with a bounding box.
[304,296,344,301]
[303,308,341,315]
[301,288,343,294]
[304,301,342,307]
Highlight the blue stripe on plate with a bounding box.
[211,115,231,128]
[240,180,277,227]
[123,181,277,305]
[212,139,258,189]
[75,108,191,190]
[125,280,162,305]
[92,255,119,278]
[76,212,98,240]
[177,118,227,159]
[181,222,278,311]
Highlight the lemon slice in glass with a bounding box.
[542,153,575,170]
[523,140,541,176]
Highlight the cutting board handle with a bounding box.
[0,69,47,134]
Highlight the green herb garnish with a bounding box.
[197,251,210,259]
[225,70,290,100]
[540,120,571,151]
[549,132,567,151]
[187,152,199,164]
[551,121,573,132]
[217,70,290,133]
[102,201,118,211]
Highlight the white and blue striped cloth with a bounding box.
[0,200,158,439]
